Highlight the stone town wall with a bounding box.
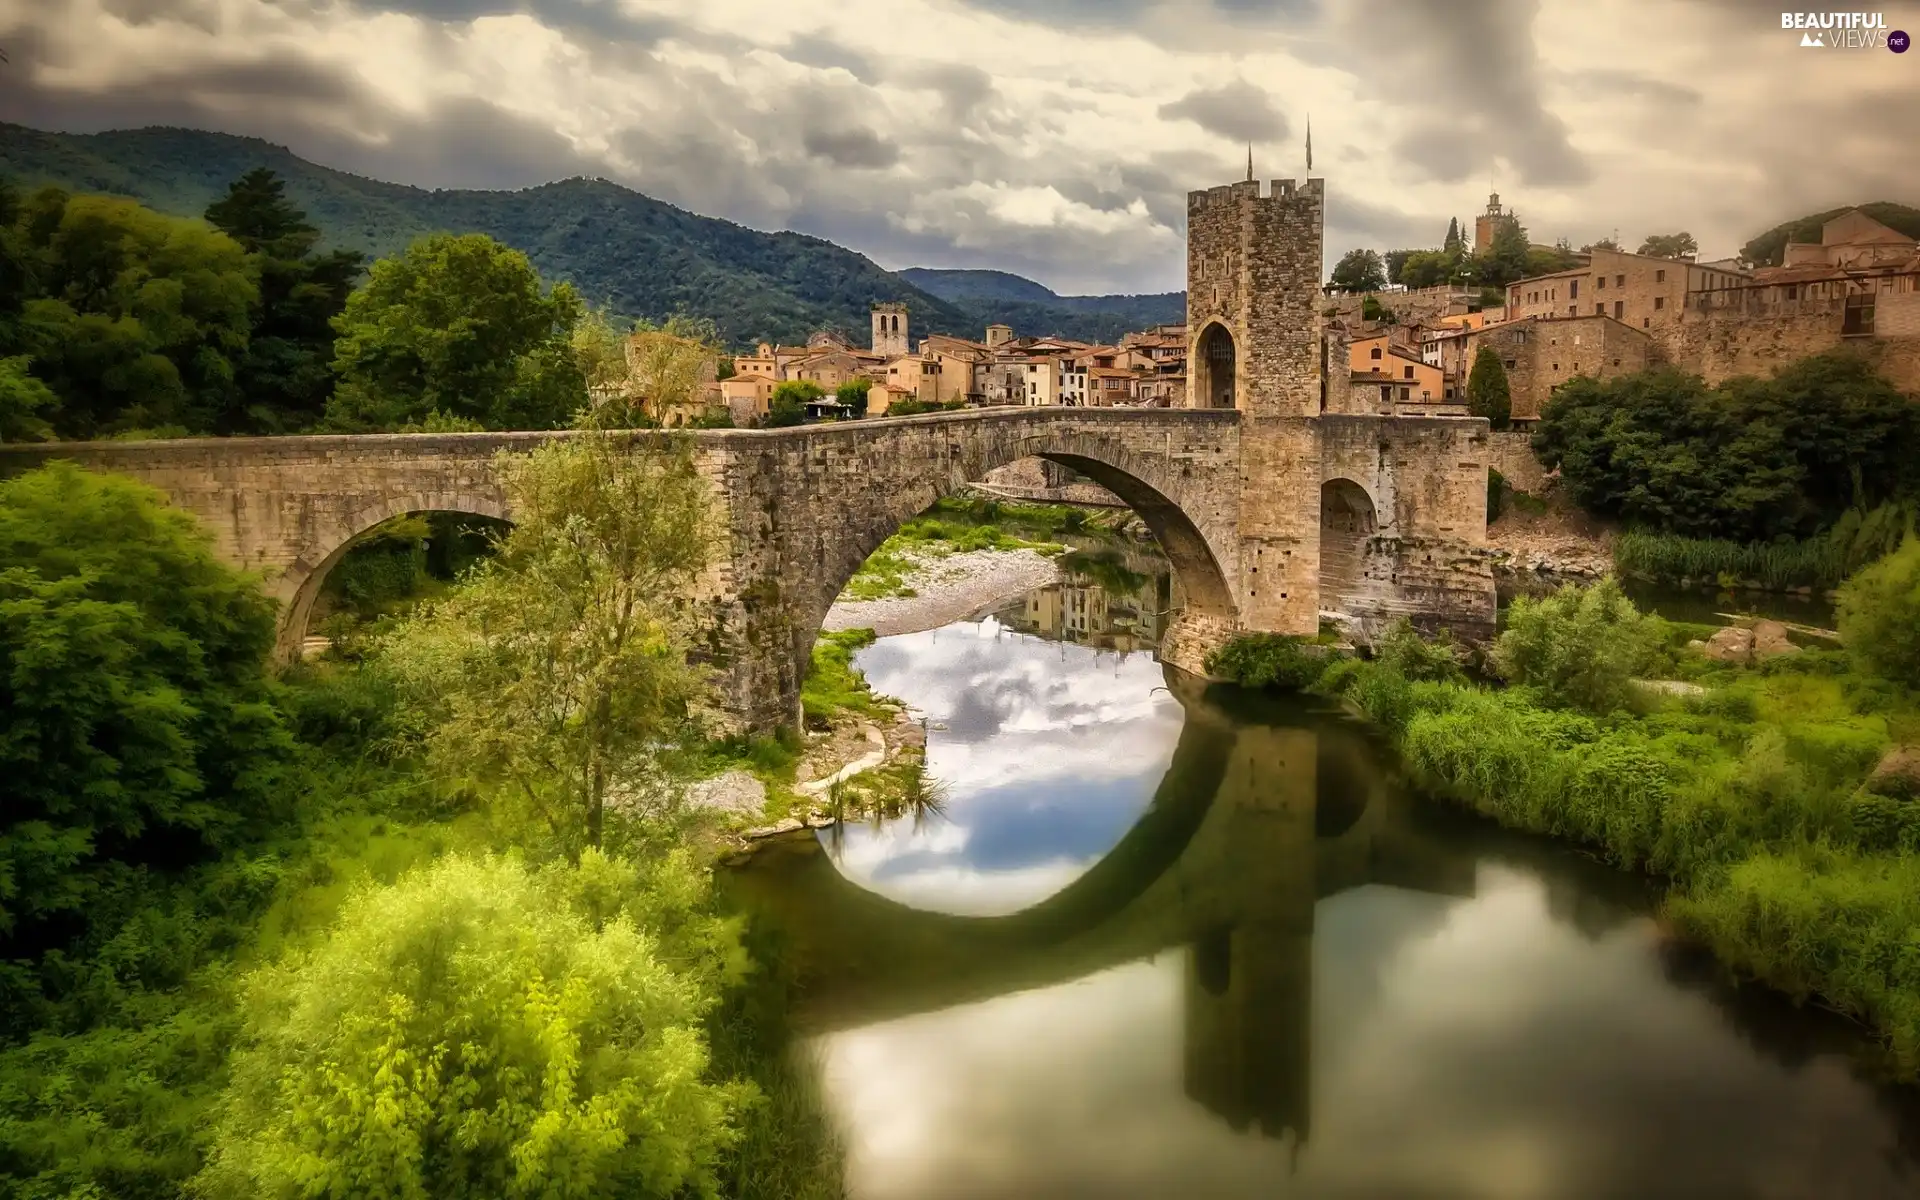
[1656,296,1920,393]
[1485,430,1550,495]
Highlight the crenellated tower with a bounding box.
[1185,178,1325,417]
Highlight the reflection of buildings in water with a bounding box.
[1001,548,1175,653]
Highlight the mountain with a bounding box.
[0,123,985,348]
[1739,202,1920,267]
[0,123,1183,350]
[900,267,1187,344]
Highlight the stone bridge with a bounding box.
[0,406,1496,730]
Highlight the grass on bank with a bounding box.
[1613,500,1916,593]
[842,496,1118,601]
[1208,575,1920,1073]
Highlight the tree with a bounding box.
[1581,236,1621,253]
[1637,231,1699,260]
[576,313,723,431]
[203,169,364,434]
[1837,538,1920,688]
[1492,577,1664,714]
[0,463,289,951]
[1525,242,1582,277]
[1398,248,1460,290]
[1534,352,1920,541]
[764,380,821,429]
[1443,217,1464,254]
[1328,248,1386,294]
[1383,249,1414,286]
[837,376,872,417]
[325,233,584,432]
[0,355,54,441]
[196,852,748,1200]
[380,435,714,856]
[12,188,257,437]
[1466,345,1512,429]
[1475,214,1533,289]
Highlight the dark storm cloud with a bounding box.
[1335,0,1590,188]
[782,31,881,82]
[915,63,995,118]
[98,0,220,30]
[803,126,900,169]
[1157,80,1290,145]
[334,0,687,43]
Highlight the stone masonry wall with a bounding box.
[1485,430,1550,495]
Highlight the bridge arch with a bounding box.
[275,489,512,660]
[793,423,1242,721]
[1193,320,1237,409]
[1317,477,1376,615]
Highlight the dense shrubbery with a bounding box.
[1493,577,1665,713]
[0,459,841,1197]
[1537,353,1920,542]
[1837,537,1920,688]
[1213,574,1920,1070]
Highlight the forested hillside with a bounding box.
[900,267,1186,344]
[0,124,1174,347]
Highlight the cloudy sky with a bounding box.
[1,0,1915,292]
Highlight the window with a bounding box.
[1370,346,1382,360]
[1379,385,1392,403]
[1615,274,1624,286]
[1597,276,1606,289]
[1505,359,1517,369]
[1569,279,1580,299]
[1654,296,1665,310]
[1614,300,1624,319]
[1398,386,1410,400]
[1656,269,1666,283]
[1552,363,1560,371]
[1595,304,1604,315]
[1402,365,1414,379]
[1844,293,1876,336]
[1784,285,1798,301]
[1568,306,1577,316]
[1643,318,1651,328]
[1612,358,1621,367]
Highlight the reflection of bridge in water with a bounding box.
[727,672,1480,1147]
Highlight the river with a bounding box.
[728,553,1920,1198]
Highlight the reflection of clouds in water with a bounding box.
[826,618,1182,917]
[817,873,1920,1199]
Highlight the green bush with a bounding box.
[196,851,749,1199]
[1206,634,1329,691]
[1372,618,1466,684]
[1492,578,1664,714]
[1837,537,1920,688]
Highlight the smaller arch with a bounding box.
[275,491,512,662]
[1317,478,1377,617]
[1193,321,1237,410]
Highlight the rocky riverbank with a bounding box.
[822,547,1063,637]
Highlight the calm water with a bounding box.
[729,564,1920,1199]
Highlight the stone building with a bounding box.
[1503,248,1749,333]
[1463,314,1653,422]
[1348,333,1445,405]
[872,302,909,357]
[1474,193,1506,254]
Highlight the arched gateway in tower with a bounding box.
[1181,172,1497,647]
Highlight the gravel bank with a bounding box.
[823,547,1062,637]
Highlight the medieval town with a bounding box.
[657,191,1920,431]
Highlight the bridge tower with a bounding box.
[1184,177,1332,641]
